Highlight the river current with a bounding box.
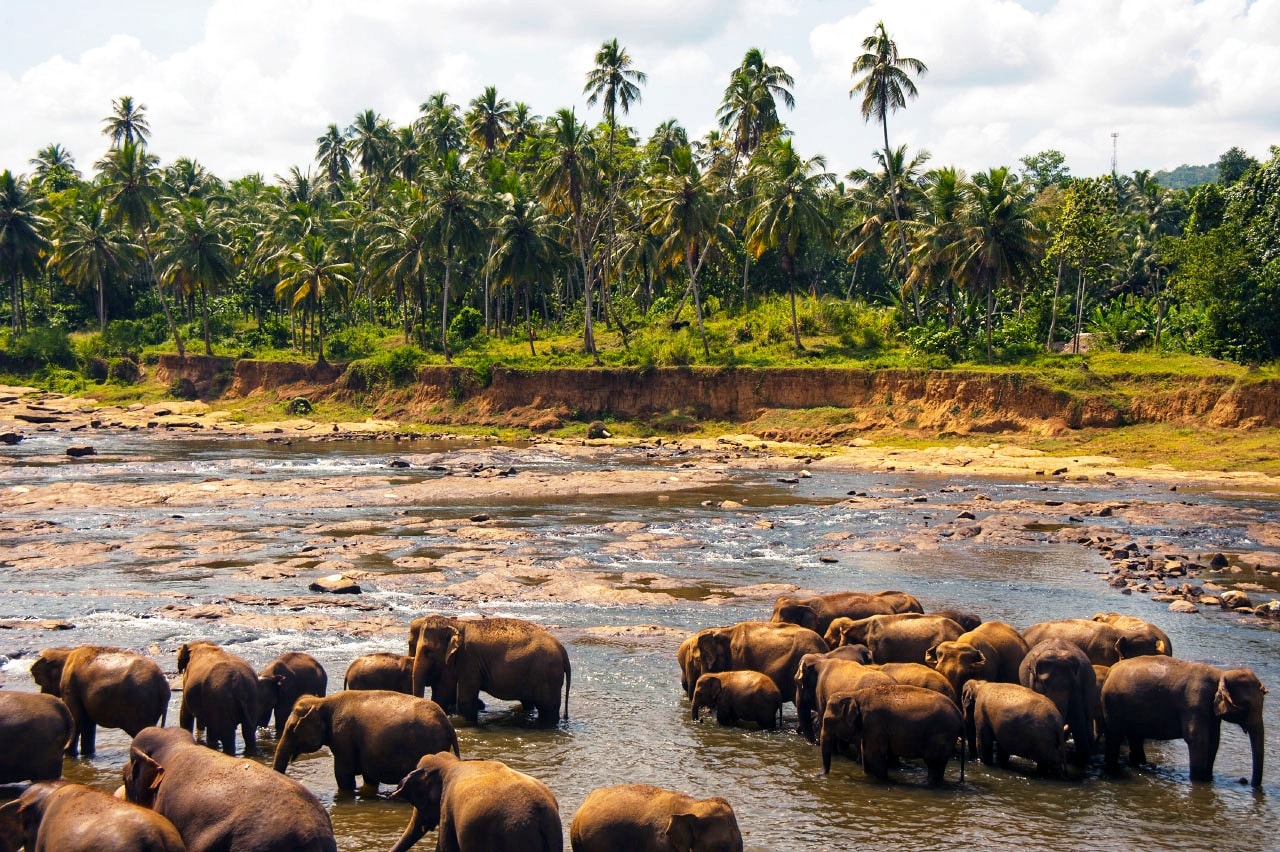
[1,430,1277,851]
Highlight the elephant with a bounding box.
[0,692,71,783]
[819,683,964,785]
[408,617,464,712]
[875,663,957,704]
[824,613,964,665]
[678,634,701,700]
[29,645,170,757]
[0,780,187,852]
[410,616,570,726]
[1019,639,1098,765]
[570,784,743,852]
[1092,665,1111,744]
[931,609,983,631]
[256,651,327,736]
[793,653,894,744]
[1102,656,1266,787]
[176,642,260,755]
[961,680,1066,777]
[1022,618,1170,667]
[691,671,783,730]
[925,621,1030,698]
[272,690,459,792]
[1091,612,1173,658]
[770,590,922,635]
[123,726,336,852]
[695,621,827,705]
[390,751,561,852]
[344,651,414,694]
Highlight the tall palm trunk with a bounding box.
[523,280,536,356]
[1046,257,1064,352]
[199,284,213,356]
[1073,268,1086,354]
[441,244,453,363]
[882,120,920,323]
[143,236,184,358]
[96,268,107,331]
[784,253,802,349]
[685,245,709,358]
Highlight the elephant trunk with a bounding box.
[389,811,429,852]
[271,736,294,774]
[1248,718,1265,788]
[819,728,835,774]
[411,651,435,699]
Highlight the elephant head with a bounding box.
[256,675,286,727]
[823,617,872,649]
[410,619,460,698]
[1214,668,1267,787]
[665,797,743,852]
[272,695,329,772]
[819,693,863,774]
[927,641,988,697]
[1114,632,1169,660]
[3,782,61,851]
[28,649,71,695]
[123,747,166,810]
[694,630,732,675]
[772,603,820,633]
[691,675,722,721]
[390,754,452,851]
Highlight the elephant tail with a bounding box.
[958,729,966,784]
[562,650,571,722]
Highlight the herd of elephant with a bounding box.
[0,591,1268,851]
[680,590,1267,790]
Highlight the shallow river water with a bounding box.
[1,431,1278,851]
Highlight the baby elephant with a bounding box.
[691,671,783,730]
[820,683,965,785]
[390,751,561,852]
[0,780,187,852]
[343,652,414,694]
[0,693,72,784]
[962,680,1066,777]
[272,690,458,792]
[571,784,743,852]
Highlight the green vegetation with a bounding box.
[2,24,1279,392]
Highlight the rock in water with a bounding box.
[309,574,362,594]
[66,446,97,458]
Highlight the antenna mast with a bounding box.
[1111,132,1119,175]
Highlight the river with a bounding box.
[1,431,1277,851]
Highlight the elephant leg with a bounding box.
[995,744,1011,769]
[179,700,194,735]
[333,756,358,792]
[978,725,995,766]
[80,721,98,757]
[1104,728,1122,772]
[456,688,483,724]
[716,707,733,727]
[1186,720,1221,783]
[1067,706,1092,766]
[241,719,257,755]
[1127,735,1147,767]
[274,707,287,737]
[534,698,559,728]
[926,756,948,786]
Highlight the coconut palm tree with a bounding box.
[906,165,968,325]
[275,234,352,364]
[0,170,50,331]
[102,96,151,148]
[422,151,487,361]
[29,144,81,193]
[467,86,514,156]
[50,194,141,331]
[315,124,352,196]
[745,138,835,349]
[156,197,235,355]
[486,189,562,355]
[850,21,927,320]
[348,109,394,195]
[417,93,465,163]
[648,119,689,167]
[365,191,433,343]
[717,48,794,157]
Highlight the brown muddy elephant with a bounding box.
[124,727,336,852]
[770,590,922,635]
[0,692,71,784]
[570,784,743,852]
[0,780,187,852]
[824,613,964,665]
[272,690,459,792]
[390,752,561,852]
[961,680,1066,777]
[875,662,957,704]
[30,645,170,757]
[793,653,894,743]
[344,651,414,693]
[410,616,570,726]
[1019,639,1098,766]
[176,642,260,755]
[1091,613,1173,658]
[256,651,327,736]
[691,671,783,729]
[819,683,965,785]
[926,621,1030,698]
[695,621,827,705]
[1102,656,1266,787]
[1022,618,1170,667]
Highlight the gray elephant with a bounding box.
[571,784,743,852]
[1102,656,1266,786]
[1022,618,1169,666]
[272,690,459,792]
[961,680,1066,777]
[256,651,327,736]
[30,645,170,757]
[390,751,561,852]
[770,590,922,635]
[824,613,963,664]
[1019,639,1097,766]
[410,616,570,726]
[695,621,827,705]
[0,692,71,783]
[691,671,783,730]
[926,621,1030,698]
[0,780,187,852]
[819,683,964,785]
[793,654,894,744]
[344,651,414,693]
[123,726,336,852]
[176,642,260,755]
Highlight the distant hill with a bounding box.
[1152,163,1216,190]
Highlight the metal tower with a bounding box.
[1111,132,1119,175]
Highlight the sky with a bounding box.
[2,0,1278,184]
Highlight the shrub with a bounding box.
[448,306,484,348]
[340,345,428,390]
[325,323,380,360]
[237,319,290,351]
[107,358,141,384]
[7,327,75,368]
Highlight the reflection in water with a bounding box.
[1,436,1277,851]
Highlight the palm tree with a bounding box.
[844,145,930,307]
[906,165,968,325]
[958,167,1041,362]
[417,93,465,162]
[102,96,152,148]
[717,48,794,157]
[537,108,600,361]
[315,124,352,196]
[50,195,141,331]
[163,157,220,200]
[850,21,927,320]
[486,190,562,354]
[423,151,487,361]
[391,126,425,184]
[365,192,433,343]
[648,119,689,167]
[156,197,234,355]
[466,86,514,156]
[29,144,81,193]
[0,170,50,331]
[745,138,835,349]
[275,234,352,364]
[348,109,394,194]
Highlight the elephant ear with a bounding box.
[176,644,191,674]
[924,643,942,666]
[444,630,463,669]
[665,812,699,852]
[1215,670,1265,719]
[0,800,23,852]
[126,748,165,809]
[393,767,444,828]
